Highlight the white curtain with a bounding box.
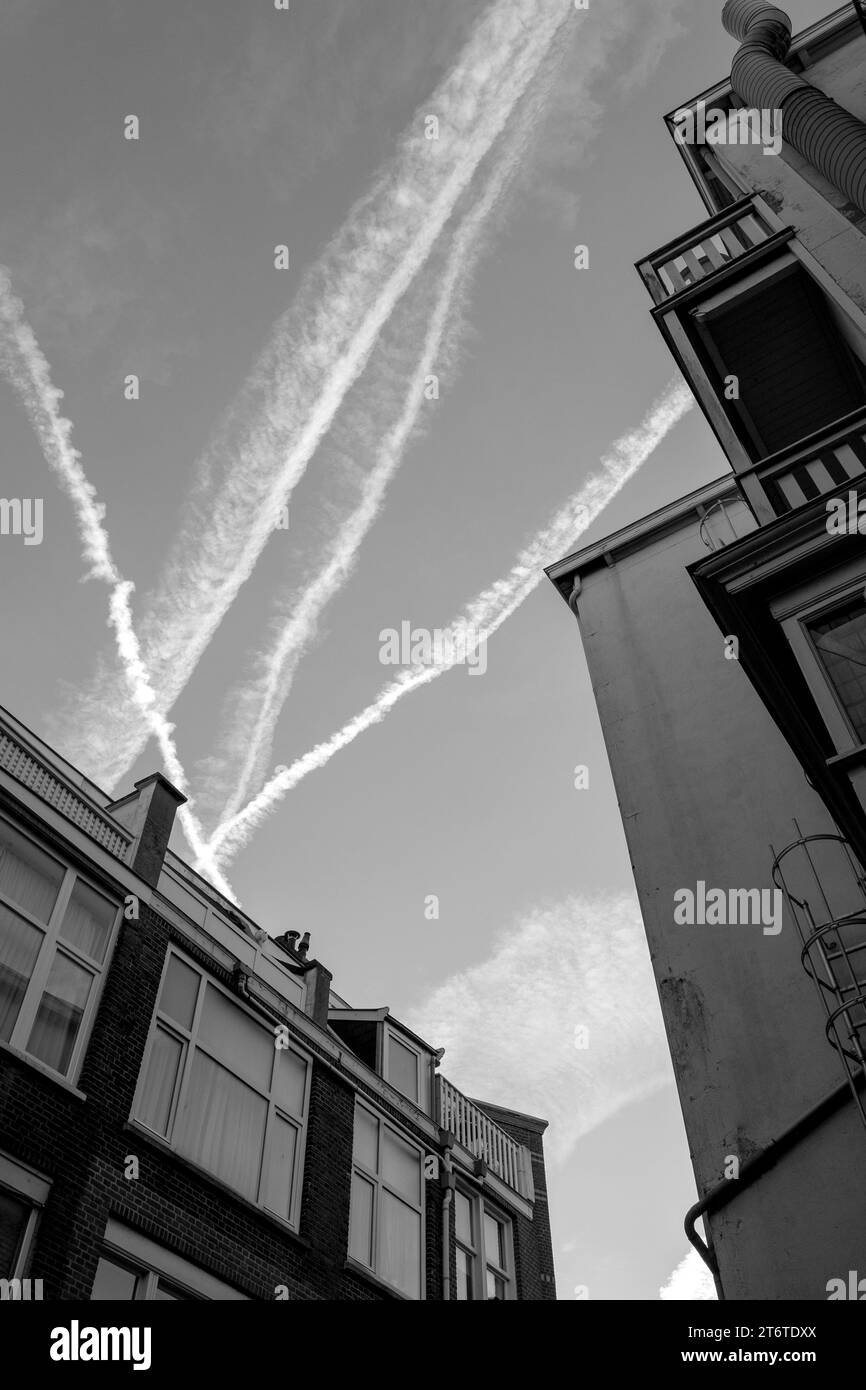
[59,881,112,964]
[0,825,62,924]
[179,1051,267,1202]
[137,1026,184,1136]
[0,904,43,1042]
[26,951,90,1074]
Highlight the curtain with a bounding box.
[26,950,91,1074]
[379,1191,420,1299]
[0,825,63,924]
[0,905,43,1042]
[137,1027,185,1136]
[59,881,113,964]
[179,1051,267,1202]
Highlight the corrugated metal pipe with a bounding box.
[722,0,866,214]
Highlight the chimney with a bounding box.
[107,773,186,888]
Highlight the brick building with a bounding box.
[0,703,555,1301]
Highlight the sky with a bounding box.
[0,0,830,1300]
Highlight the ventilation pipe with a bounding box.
[722,0,866,215]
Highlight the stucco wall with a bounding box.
[573,496,866,1298]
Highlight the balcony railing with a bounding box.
[636,197,785,307]
[744,407,866,518]
[437,1075,533,1199]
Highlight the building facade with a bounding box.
[549,2,866,1299]
[0,703,555,1301]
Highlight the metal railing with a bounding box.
[437,1075,533,1198]
[771,825,866,1135]
[636,197,783,306]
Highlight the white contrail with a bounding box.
[57,0,577,792]
[214,65,562,826]
[0,270,236,901]
[204,378,694,868]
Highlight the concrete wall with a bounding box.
[571,497,866,1299]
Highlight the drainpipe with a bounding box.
[722,0,866,215]
[441,1146,455,1301]
[685,1074,862,1295]
[854,2,866,40]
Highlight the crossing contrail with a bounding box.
[56,0,577,793]
[204,377,694,869]
[212,62,564,826]
[0,270,236,901]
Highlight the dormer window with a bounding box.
[328,1007,436,1115]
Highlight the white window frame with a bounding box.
[453,1186,515,1302]
[131,948,312,1232]
[0,816,121,1084]
[773,560,866,754]
[93,1219,248,1301]
[348,1097,426,1300]
[0,1150,51,1279]
[382,1024,431,1113]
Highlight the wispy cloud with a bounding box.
[54,0,577,792]
[659,1248,718,1300]
[0,269,233,899]
[206,40,571,826]
[405,893,671,1165]
[205,377,694,867]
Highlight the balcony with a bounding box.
[437,1075,534,1200]
[636,196,789,307]
[741,407,866,518]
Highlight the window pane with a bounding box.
[382,1128,421,1205]
[380,1191,420,1299]
[388,1035,418,1103]
[137,1026,184,1136]
[353,1106,378,1172]
[179,1051,267,1202]
[0,906,43,1043]
[198,984,272,1091]
[810,600,866,741]
[456,1246,474,1301]
[0,1189,29,1278]
[349,1173,374,1268]
[484,1212,505,1269]
[486,1268,507,1300]
[60,881,114,964]
[263,1115,297,1221]
[273,1048,306,1118]
[0,823,64,924]
[160,956,199,1031]
[153,1279,188,1301]
[90,1256,139,1300]
[27,951,92,1074]
[454,1191,473,1245]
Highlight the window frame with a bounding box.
[0,1150,51,1280]
[92,1219,249,1301]
[453,1186,515,1302]
[130,948,312,1232]
[773,561,866,754]
[381,1023,431,1112]
[348,1097,426,1300]
[0,816,121,1084]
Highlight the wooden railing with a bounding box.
[636,197,784,306]
[748,407,866,517]
[437,1075,533,1199]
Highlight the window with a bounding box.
[0,819,119,1080]
[133,951,310,1228]
[0,1151,50,1279]
[454,1189,513,1301]
[348,1100,424,1299]
[807,598,866,743]
[91,1220,248,1301]
[385,1030,425,1106]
